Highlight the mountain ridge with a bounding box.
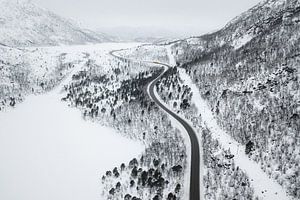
[0,0,113,47]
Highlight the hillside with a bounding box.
[170,0,300,64]
[168,0,300,198]
[0,0,112,47]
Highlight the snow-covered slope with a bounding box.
[169,0,300,65]
[167,0,300,199]
[0,0,112,46]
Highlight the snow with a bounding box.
[118,44,168,64]
[178,68,293,200]
[219,40,226,46]
[264,0,286,8]
[253,99,265,111]
[166,45,176,67]
[23,43,141,76]
[0,43,144,200]
[186,37,202,45]
[232,34,253,50]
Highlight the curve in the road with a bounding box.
[110,50,201,200]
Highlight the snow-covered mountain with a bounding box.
[96,26,181,43]
[0,0,113,46]
[168,0,300,198]
[169,0,300,64]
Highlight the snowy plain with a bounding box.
[0,43,144,200]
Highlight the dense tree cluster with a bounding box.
[62,55,188,199]
[101,154,184,200]
[155,67,193,113]
[62,59,162,121]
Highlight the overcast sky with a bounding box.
[33,0,262,35]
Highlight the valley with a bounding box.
[0,0,299,200]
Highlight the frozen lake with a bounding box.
[0,43,144,200]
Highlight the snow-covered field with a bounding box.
[0,43,144,200]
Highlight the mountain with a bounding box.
[96,26,187,43]
[0,0,112,46]
[170,0,300,65]
[169,0,300,198]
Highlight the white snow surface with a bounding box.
[178,68,293,200]
[166,45,177,67]
[232,34,253,50]
[0,43,144,200]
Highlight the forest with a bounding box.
[168,0,300,197]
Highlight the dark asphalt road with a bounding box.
[110,50,201,200]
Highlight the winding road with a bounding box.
[110,50,201,200]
